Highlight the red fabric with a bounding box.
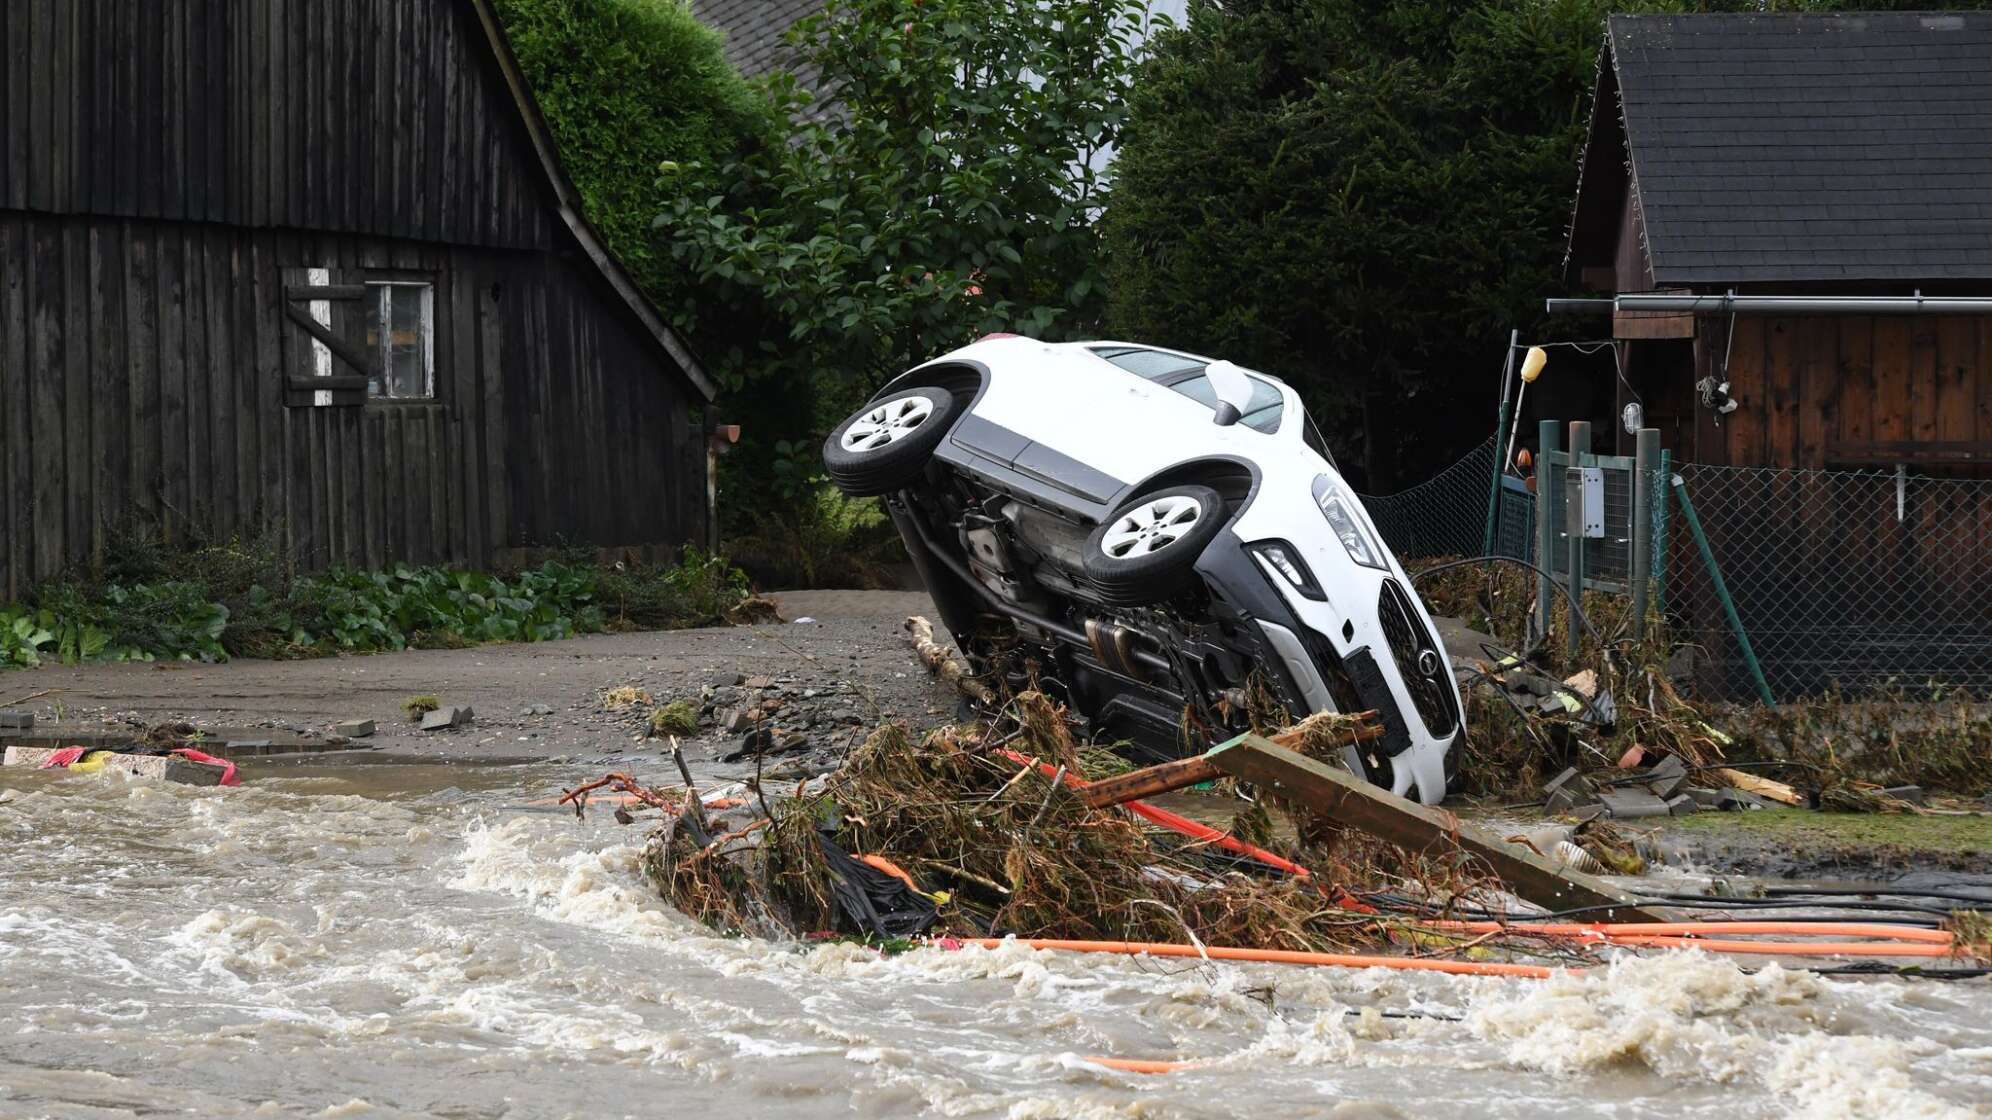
[168,747,241,786]
[996,749,1313,879]
[38,747,88,769]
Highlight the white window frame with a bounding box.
[367,280,435,401]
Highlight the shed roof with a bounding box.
[1568,11,1992,286]
[688,0,823,83]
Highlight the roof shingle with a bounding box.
[1601,11,1992,284]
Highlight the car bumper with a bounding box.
[1194,534,1459,804]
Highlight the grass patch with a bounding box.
[1666,807,1992,856]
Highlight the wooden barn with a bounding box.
[1563,11,1992,474]
[1562,11,1992,698]
[0,0,716,599]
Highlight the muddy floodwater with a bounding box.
[4,763,1989,1120]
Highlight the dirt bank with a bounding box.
[0,590,957,784]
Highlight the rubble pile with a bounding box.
[632,694,1467,950]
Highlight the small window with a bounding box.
[1168,373,1286,434]
[365,282,434,399]
[1090,345,1204,381]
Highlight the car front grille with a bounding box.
[1377,579,1458,738]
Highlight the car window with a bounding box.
[1302,413,1337,468]
[1090,346,1205,381]
[1169,373,1285,434]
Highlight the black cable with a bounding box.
[1411,554,1607,650]
[1760,886,1992,907]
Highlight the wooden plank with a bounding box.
[1078,756,1225,809]
[204,228,236,536]
[158,224,189,544]
[382,406,404,561]
[126,223,160,540]
[1726,317,1768,469]
[406,405,433,563]
[361,407,384,568]
[0,217,23,598]
[1713,768,1804,807]
[1206,735,1671,922]
[1871,317,1912,446]
[88,223,125,568]
[29,219,65,582]
[479,278,508,552]
[1835,317,1874,454]
[60,224,89,573]
[254,238,284,554]
[2,1,24,209]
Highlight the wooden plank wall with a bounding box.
[1692,314,1992,472]
[0,212,706,600]
[0,0,551,251]
[1672,314,1992,695]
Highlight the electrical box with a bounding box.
[1578,467,1605,538]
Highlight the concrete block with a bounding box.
[1644,755,1690,798]
[419,705,474,731]
[1665,793,1699,816]
[333,719,376,738]
[3,745,225,785]
[0,710,34,731]
[1598,788,1672,820]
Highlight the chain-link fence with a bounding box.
[1359,436,1534,563]
[1666,463,1992,701]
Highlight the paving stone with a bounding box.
[0,710,34,731]
[333,719,376,738]
[420,705,474,731]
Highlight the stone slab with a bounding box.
[3,745,227,786]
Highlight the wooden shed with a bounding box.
[1564,11,1992,474]
[0,0,716,599]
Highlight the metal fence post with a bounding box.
[1534,420,1560,640]
[1653,448,1671,616]
[1629,427,1659,640]
[1565,421,1591,659]
[1481,330,1519,556]
[1671,473,1777,706]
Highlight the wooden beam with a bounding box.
[1079,756,1224,809]
[1205,734,1672,922]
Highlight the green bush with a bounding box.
[493,0,778,318]
[0,552,752,668]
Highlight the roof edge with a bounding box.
[466,0,719,403]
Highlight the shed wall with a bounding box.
[0,211,707,599]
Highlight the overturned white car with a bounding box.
[823,336,1459,804]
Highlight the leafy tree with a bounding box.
[656,0,1150,398]
[1101,0,1992,490]
[493,0,778,315]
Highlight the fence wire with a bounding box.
[1666,463,1992,702]
[1359,436,1501,562]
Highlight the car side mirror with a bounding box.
[1205,360,1253,426]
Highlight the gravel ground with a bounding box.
[0,590,958,784]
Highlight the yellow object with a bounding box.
[1519,346,1549,383]
[66,751,117,773]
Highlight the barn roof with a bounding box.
[1568,11,1992,287]
[688,0,824,83]
[471,0,716,401]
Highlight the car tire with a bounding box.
[1083,484,1226,606]
[821,387,961,497]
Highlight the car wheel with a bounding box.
[1082,484,1226,606]
[821,387,961,497]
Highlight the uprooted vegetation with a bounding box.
[637,694,1493,950]
[1414,557,1992,805]
[0,534,762,668]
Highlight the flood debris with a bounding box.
[419,705,474,731]
[4,744,239,786]
[333,718,376,738]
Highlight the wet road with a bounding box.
[3,761,1989,1120]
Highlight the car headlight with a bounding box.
[1311,476,1387,570]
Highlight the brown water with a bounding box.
[3,763,1989,1120]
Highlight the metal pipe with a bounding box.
[1547,293,1992,316]
[1482,330,1520,555]
[1670,474,1776,706]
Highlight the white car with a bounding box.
[822,336,1460,804]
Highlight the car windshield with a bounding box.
[1089,346,1285,434]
